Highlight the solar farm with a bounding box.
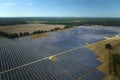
[0,26,120,80]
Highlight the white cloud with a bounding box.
[0,2,17,8]
[25,3,32,6]
[4,3,16,6]
[0,2,33,8]
[0,3,16,7]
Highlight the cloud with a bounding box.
[0,2,17,8]
[0,2,33,8]
[25,3,32,6]
[0,3,16,7]
[4,3,17,6]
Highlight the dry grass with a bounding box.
[85,36,120,80]
[0,24,65,34]
[30,33,48,39]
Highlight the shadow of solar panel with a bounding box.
[80,69,106,80]
[2,60,74,80]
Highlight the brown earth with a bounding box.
[0,24,65,34]
[85,36,120,80]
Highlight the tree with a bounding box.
[20,32,23,36]
[112,54,120,75]
[105,43,113,74]
[105,43,113,49]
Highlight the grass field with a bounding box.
[0,23,65,34]
[86,36,120,80]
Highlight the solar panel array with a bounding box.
[1,26,119,80]
[0,47,106,80]
[80,69,106,80]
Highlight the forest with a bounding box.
[0,17,120,26]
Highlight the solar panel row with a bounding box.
[80,69,106,80]
[1,59,104,80]
[0,41,99,72]
[1,44,42,71]
[0,36,83,71]
[1,59,74,80]
[49,48,102,78]
[1,46,104,80]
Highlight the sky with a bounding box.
[0,0,120,17]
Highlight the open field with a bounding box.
[86,36,120,80]
[0,23,65,34]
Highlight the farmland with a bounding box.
[0,23,65,38]
[0,23,64,34]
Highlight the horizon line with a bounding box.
[0,16,120,18]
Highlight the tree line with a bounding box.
[1,17,120,26]
[0,27,62,39]
[105,43,120,79]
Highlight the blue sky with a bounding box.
[0,0,120,17]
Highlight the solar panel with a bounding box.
[80,69,106,80]
[1,44,42,71]
[53,48,102,78]
[1,60,74,80]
